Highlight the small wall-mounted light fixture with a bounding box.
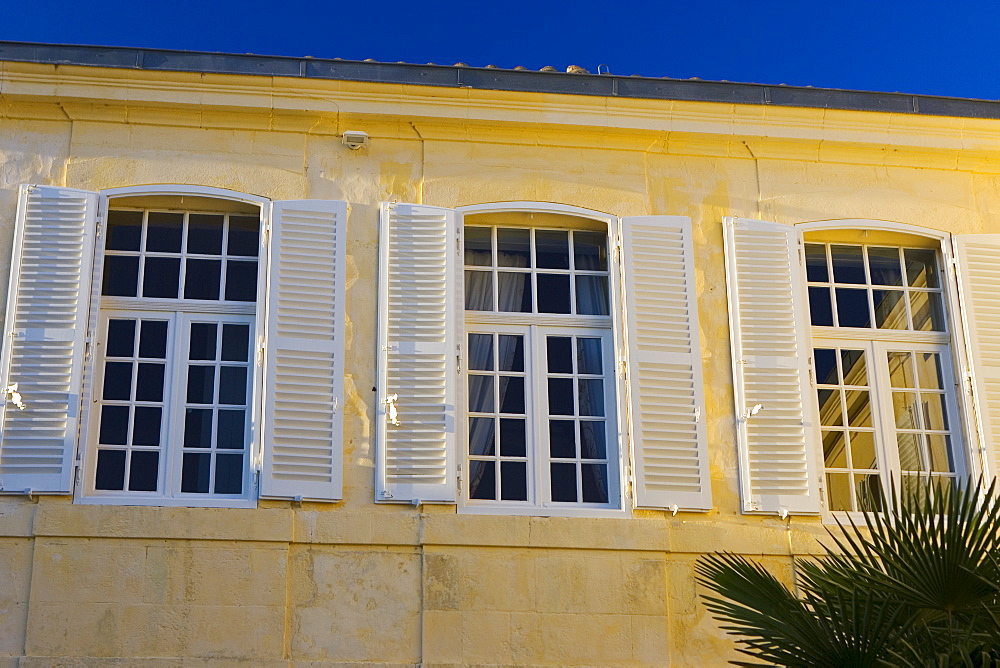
[342,130,369,150]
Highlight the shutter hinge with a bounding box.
[74,464,82,487]
[457,343,462,374]
[456,465,463,496]
[256,336,265,365]
[380,489,394,500]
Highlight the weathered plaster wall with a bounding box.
[1,62,999,666]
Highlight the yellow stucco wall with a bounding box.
[1,61,999,666]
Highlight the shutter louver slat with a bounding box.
[260,200,346,501]
[0,185,98,494]
[621,216,711,511]
[376,202,457,503]
[723,217,820,515]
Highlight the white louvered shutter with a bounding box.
[376,202,458,503]
[620,216,711,511]
[0,185,98,494]
[260,200,347,501]
[723,217,820,515]
[952,235,1000,480]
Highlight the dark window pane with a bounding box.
[831,245,866,284]
[549,420,576,458]
[856,474,884,513]
[145,212,183,252]
[102,256,139,297]
[580,422,606,459]
[578,379,605,417]
[217,410,246,449]
[804,244,829,282]
[868,247,903,286]
[128,451,159,491]
[468,375,494,413]
[573,231,607,271]
[577,338,603,375]
[499,418,526,457]
[95,450,126,490]
[102,362,133,401]
[904,249,939,288]
[224,260,257,302]
[135,363,164,402]
[581,464,609,503]
[468,417,496,456]
[185,408,213,448]
[548,378,574,415]
[497,335,524,372]
[181,453,211,493]
[817,389,843,427]
[911,292,946,332]
[498,376,525,414]
[500,461,528,501]
[814,348,839,385]
[873,290,907,329]
[184,259,222,300]
[106,210,143,251]
[215,454,244,494]
[468,460,496,500]
[537,274,571,314]
[187,214,224,254]
[496,228,530,267]
[99,406,129,445]
[842,349,868,386]
[219,367,248,405]
[142,257,180,298]
[189,323,218,360]
[809,286,834,326]
[535,230,569,269]
[187,366,215,404]
[132,407,161,445]
[547,337,573,374]
[497,272,531,312]
[221,324,251,362]
[464,227,492,266]
[468,334,494,371]
[139,320,168,359]
[575,276,609,315]
[465,270,493,311]
[106,319,136,357]
[227,216,260,257]
[551,463,577,502]
[835,288,871,328]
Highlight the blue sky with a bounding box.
[3,0,999,100]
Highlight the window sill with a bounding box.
[458,502,630,519]
[74,494,257,509]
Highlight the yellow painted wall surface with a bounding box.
[1,61,999,666]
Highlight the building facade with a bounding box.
[2,41,1000,665]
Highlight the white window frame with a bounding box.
[454,202,630,518]
[76,185,270,508]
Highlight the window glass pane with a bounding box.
[145,212,183,252]
[187,214,224,254]
[106,319,136,357]
[468,334,494,371]
[217,410,246,449]
[499,418,526,457]
[102,256,139,297]
[139,321,168,359]
[867,247,903,286]
[887,352,915,388]
[823,430,847,467]
[831,245,867,284]
[468,376,494,413]
[227,216,260,257]
[910,292,945,332]
[577,338,603,375]
[102,362,133,401]
[808,287,834,326]
[135,363,164,402]
[464,271,494,311]
[926,435,954,473]
[578,379,605,417]
[469,461,496,500]
[575,276,609,315]
[469,417,496,456]
[873,290,907,329]
[132,406,161,445]
[181,453,211,493]
[814,348,839,385]
[841,349,867,386]
[496,229,530,267]
[215,454,244,494]
[219,367,248,405]
[95,450,126,490]
[844,390,871,427]
[128,451,159,491]
[224,260,258,302]
[893,392,919,429]
[915,353,944,390]
[550,463,577,502]
[187,366,215,404]
[184,259,222,300]
[464,227,493,266]
[106,210,143,251]
[497,272,531,312]
[549,420,576,458]
[922,395,949,431]
[817,389,843,427]
[535,230,569,269]
[573,231,607,271]
[855,475,884,512]
[825,472,852,510]
[184,409,213,447]
[498,376,525,414]
[804,244,829,282]
[142,257,180,299]
[904,249,939,288]
[500,461,528,501]
[497,335,524,372]
[581,464,609,503]
[850,432,877,469]
[548,378,574,415]
[546,337,573,374]
[189,323,218,360]
[835,288,870,327]
[221,324,250,362]
[99,406,130,445]
[537,274,571,314]
[897,433,924,471]
[580,421,606,459]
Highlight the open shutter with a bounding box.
[620,216,710,511]
[376,202,458,503]
[260,199,347,501]
[952,235,1000,480]
[723,217,820,515]
[0,185,98,494]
